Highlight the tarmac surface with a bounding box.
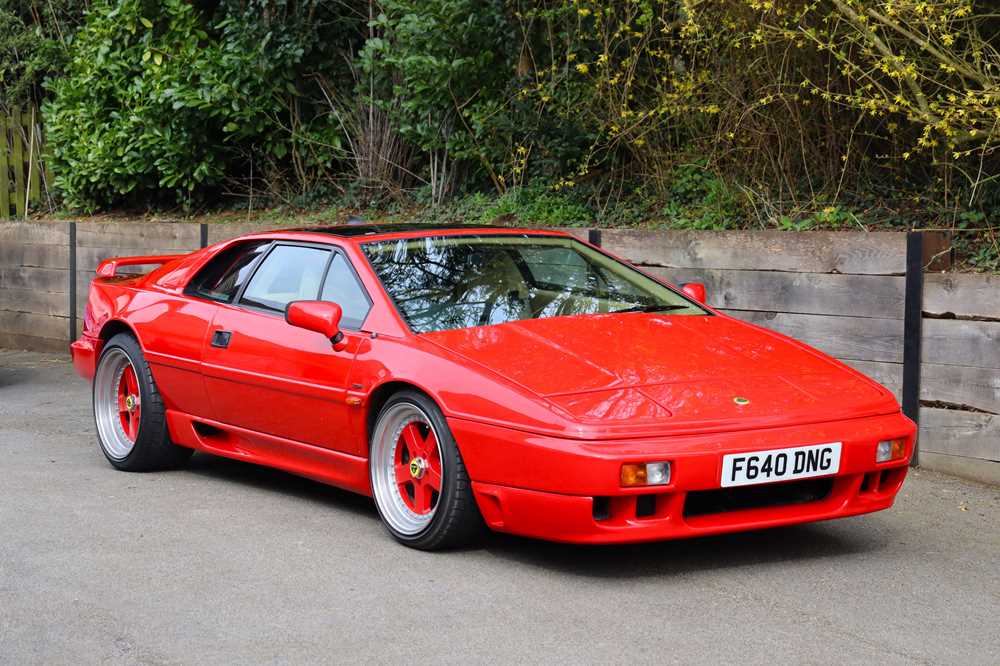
[1,350,998,664]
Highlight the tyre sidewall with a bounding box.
[94,333,161,469]
[370,391,465,549]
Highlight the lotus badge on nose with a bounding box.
[733,397,751,406]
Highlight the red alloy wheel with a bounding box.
[116,364,141,442]
[394,422,442,515]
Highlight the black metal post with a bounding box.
[588,229,602,247]
[68,222,77,344]
[902,231,924,466]
[200,223,208,249]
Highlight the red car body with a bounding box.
[72,226,915,544]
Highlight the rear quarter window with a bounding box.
[186,241,270,302]
[320,253,371,329]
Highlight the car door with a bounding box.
[200,242,372,453]
[144,239,271,418]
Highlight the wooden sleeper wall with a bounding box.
[0,222,996,482]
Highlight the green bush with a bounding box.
[476,184,592,226]
[658,164,742,230]
[357,0,513,204]
[43,0,331,209]
[0,0,82,107]
[25,0,1000,269]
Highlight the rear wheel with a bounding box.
[369,390,482,550]
[93,333,192,471]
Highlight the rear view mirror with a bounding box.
[285,301,348,350]
[680,282,707,304]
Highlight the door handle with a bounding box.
[211,330,232,349]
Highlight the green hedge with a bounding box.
[2,0,996,269]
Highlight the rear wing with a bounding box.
[96,254,187,278]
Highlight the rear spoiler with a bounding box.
[96,254,187,278]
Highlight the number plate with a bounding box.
[721,442,842,488]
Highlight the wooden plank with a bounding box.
[917,451,1000,486]
[729,310,1000,369]
[545,227,591,241]
[0,221,70,246]
[0,242,70,269]
[921,231,953,271]
[647,268,904,319]
[0,331,67,353]
[724,310,903,363]
[0,266,68,292]
[43,157,54,194]
[601,230,907,275]
[0,116,9,219]
[75,245,193,272]
[10,105,24,217]
[919,407,1000,461]
[0,309,68,340]
[0,288,68,317]
[923,318,1000,369]
[23,109,40,204]
[925,273,1000,319]
[75,222,200,250]
[843,360,902,400]
[207,222,289,244]
[75,273,95,316]
[837,359,999,415]
[921,363,1000,415]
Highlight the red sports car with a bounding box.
[71,224,915,549]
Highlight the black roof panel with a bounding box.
[289,223,518,237]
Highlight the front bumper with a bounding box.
[70,335,101,380]
[450,412,915,544]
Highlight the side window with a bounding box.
[320,254,371,329]
[186,241,270,303]
[240,245,330,312]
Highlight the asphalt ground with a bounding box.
[1,350,998,665]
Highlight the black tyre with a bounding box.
[369,390,483,550]
[92,332,193,471]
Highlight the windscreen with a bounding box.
[362,235,705,333]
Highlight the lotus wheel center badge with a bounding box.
[125,395,137,411]
[409,457,426,480]
[733,396,750,406]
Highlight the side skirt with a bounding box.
[165,410,372,497]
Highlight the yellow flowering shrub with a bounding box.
[682,0,999,197]
[510,0,723,190]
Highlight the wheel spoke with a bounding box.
[401,423,425,456]
[124,366,139,395]
[423,428,439,459]
[373,405,448,534]
[412,481,430,513]
[425,464,442,491]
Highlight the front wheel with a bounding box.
[93,332,192,471]
[369,390,482,550]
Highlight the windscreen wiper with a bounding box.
[612,304,690,314]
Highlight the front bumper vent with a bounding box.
[683,477,833,517]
